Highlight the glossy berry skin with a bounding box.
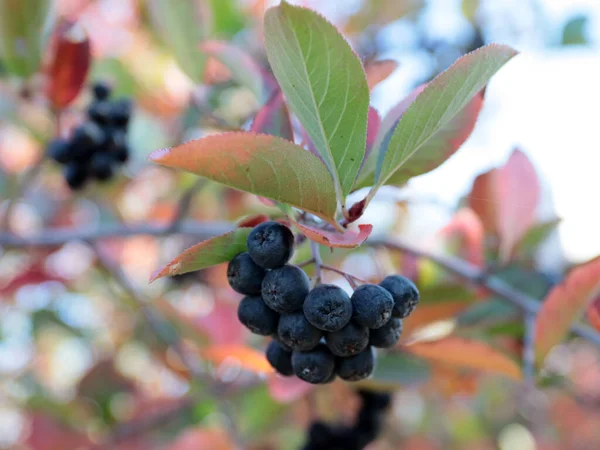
[351,284,394,329]
[262,265,310,313]
[336,347,375,381]
[278,312,322,351]
[227,252,266,295]
[237,296,278,336]
[292,344,335,384]
[266,340,294,376]
[369,318,402,348]
[380,275,420,318]
[303,284,352,332]
[326,321,369,357]
[90,152,114,181]
[247,221,294,269]
[92,81,111,101]
[64,162,88,190]
[47,138,71,163]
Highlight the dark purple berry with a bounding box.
[336,347,375,381]
[111,98,132,128]
[380,275,420,318]
[303,284,352,332]
[266,340,293,376]
[47,138,71,164]
[292,344,335,384]
[237,296,278,336]
[351,284,394,329]
[92,81,112,101]
[247,221,294,269]
[90,152,114,181]
[326,321,369,357]
[369,318,402,348]
[227,252,266,295]
[278,312,322,351]
[64,162,88,190]
[262,265,309,313]
[87,101,112,126]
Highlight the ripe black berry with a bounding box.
[247,221,294,269]
[262,265,309,313]
[237,296,278,336]
[64,162,88,190]
[380,275,420,318]
[111,98,132,128]
[114,143,130,163]
[292,344,336,384]
[227,252,266,295]
[92,81,111,101]
[326,321,369,357]
[336,347,375,381]
[351,284,394,329]
[90,152,114,181]
[369,318,402,348]
[303,284,352,332]
[47,138,71,163]
[277,312,322,351]
[87,101,112,126]
[71,122,106,159]
[266,340,293,376]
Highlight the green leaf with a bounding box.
[360,351,430,389]
[148,132,338,225]
[515,218,561,259]
[373,44,518,191]
[419,283,478,305]
[208,0,245,37]
[264,1,370,198]
[0,0,55,78]
[150,228,250,282]
[146,0,210,83]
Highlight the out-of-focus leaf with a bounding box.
[515,218,561,259]
[150,228,250,282]
[406,337,521,380]
[363,106,380,165]
[25,414,90,450]
[440,208,485,267]
[561,15,588,46]
[365,59,398,90]
[457,299,519,328]
[264,2,370,198]
[293,222,372,248]
[201,344,274,374]
[250,90,293,140]
[403,302,471,338]
[373,45,517,193]
[268,374,314,403]
[166,427,234,450]
[588,297,600,332]
[0,0,55,77]
[149,133,338,225]
[535,257,600,366]
[200,40,264,100]
[77,360,134,399]
[194,301,245,345]
[462,0,479,21]
[346,0,423,32]
[236,214,270,228]
[468,149,540,262]
[209,0,245,37]
[46,22,91,109]
[360,351,430,388]
[238,384,287,436]
[146,0,210,83]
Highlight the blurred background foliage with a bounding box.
[0,0,599,449]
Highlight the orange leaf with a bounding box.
[166,428,234,450]
[293,221,373,248]
[440,208,485,267]
[201,344,274,374]
[406,337,522,380]
[365,59,398,90]
[402,302,470,338]
[535,256,600,365]
[46,22,91,109]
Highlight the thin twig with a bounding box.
[167,179,206,233]
[0,220,232,248]
[523,311,536,386]
[297,258,315,268]
[321,264,369,286]
[310,240,323,284]
[368,237,600,349]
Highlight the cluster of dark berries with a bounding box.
[47,82,132,190]
[301,390,392,450]
[227,221,420,384]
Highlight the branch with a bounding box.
[368,237,600,349]
[167,179,206,233]
[0,220,233,248]
[310,240,323,284]
[523,311,536,385]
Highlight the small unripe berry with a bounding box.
[278,312,322,351]
[237,296,278,336]
[326,321,369,357]
[262,265,309,313]
[380,275,420,318]
[351,284,394,329]
[336,347,375,381]
[247,221,294,269]
[303,284,352,332]
[292,344,335,384]
[369,318,402,348]
[227,252,266,295]
[266,340,293,376]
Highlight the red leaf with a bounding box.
[588,298,600,333]
[268,373,314,403]
[250,89,293,141]
[236,214,270,228]
[293,222,373,248]
[166,428,234,450]
[46,22,91,109]
[535,256,600,365]
[194,302,245,345]
[25,414,90,450]
[365,59,398,90]
[363,106,380,162]
[439,208,485,267]
[469,149,540,262]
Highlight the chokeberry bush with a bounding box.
[1,1,600,449]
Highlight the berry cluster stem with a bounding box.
[310,240,323,285]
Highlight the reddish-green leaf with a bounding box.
[587,296,600,333]
[365,59,398,90]
[406,337,522,380]
[535,257,600,365]
[201,344,274,374]
[236,214,270,228]
[440,208,485,267]
[250,90,293,141]
[469,149,540,262]
[515,218,561,259]
[374,45,517,191]
[149,228,249,282]
[149,132,338,224]
[293,221,373,248]
[47,22,91,109]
